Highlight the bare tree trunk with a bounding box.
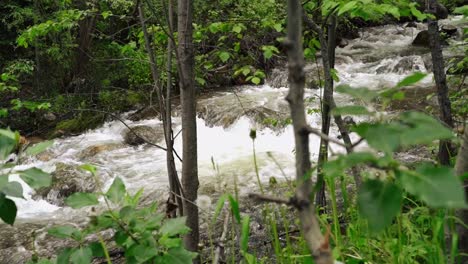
[427,0,454,165]
[165,0,183,217]
[138,3,182,218]
[455,129,468,263]
[286,1,333,263]
[177,0,199,258]
[315,15,337,209]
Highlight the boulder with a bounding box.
[441,25,458,37]
[33,162,97,206]
[77,143,124,160]
[406,21,418,28]
[412,30,430,47]
[122,125,164,146]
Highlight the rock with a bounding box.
[406,21,418,28]
[128,106,159,121]
[441,25,458,37]
[33,162,97,206]
[78,143,124,160]
[337,38,349,48]
[412,30,430,47]
[434,3,448,20]
[122,125,164,146]
[43,112,57,121]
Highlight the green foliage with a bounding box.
[0,129,52,225]
[33,170,197,264]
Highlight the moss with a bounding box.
[52,112,105,136]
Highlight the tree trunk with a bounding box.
[71,0,96,85]
[165,0,183,217]
[455,129,468,263]
[315,15,337,209]
[286,1,333,263]
[177,0,199,258]
[427,0,454,165]
[138,3,182,218]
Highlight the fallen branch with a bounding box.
[213,210,230,264]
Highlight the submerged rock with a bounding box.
[78,143,124,160]
[33,162,96,206]
[122,125,164,146]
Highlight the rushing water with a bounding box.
[9,17,465,222]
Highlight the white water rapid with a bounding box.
[11,17,465,222]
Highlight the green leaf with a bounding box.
[18,168,51,189]
[354,123,401,154]
[338,1,357,16]
[70,247,92,264]
[101,11,112,19]
[212,194,227,224]
[398,165,467,208]
[160,217,191,236]
[65,193,99,209]
[0,129,18,160]
[105,177,126,204]
[89,242,105,257]
[358,180,402,232]
[0,193,17,225]
[2,181,24,198]
[336,85,378,102]
[162,247,197,264]
[56,248,74,264]
[324,152,377,178]
[251,77,261,85]
[241,216,250,252]
[48,225,81,239]
[410,6,426,21]
[332,105,370,116]
[273,23,283,32]
[232,25,242,33]
[127,244,158,262]
[0,175,8,189]
[159,236,182,248]
[454,5,468,16]
[228,195,241,223]
[79,164,97,175]
[25,140,53,156]
[218,52,230,63]
[396,72,427,88]
[399,112,454,146]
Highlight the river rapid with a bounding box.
[1,16,466,263]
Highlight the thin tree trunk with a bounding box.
[455,129,468,263]
[427,0,454,165]
[286,1,333,263]
[72,0,96,84]
[138,3,182,218]
[164,0,183,217]
[315,15,336,209]
[177,0,199,258]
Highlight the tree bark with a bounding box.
[455,129,468,263]
[286,1,333,263]
[315,15,336,209]
[138,3,182,218]
[177,0,199,258]
[427,0,454,165]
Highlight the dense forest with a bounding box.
[0,0,467,263]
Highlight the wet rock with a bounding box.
[406,21,418,28]
[412,30,430,47]
[33,162,97,206]
[122,125,164,146]
[337,38,349,48]
[78,143,124,160]
[128,106,159,121]
[441,25,458,37]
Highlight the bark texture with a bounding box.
[139,3,182,218]
[177,0,199,257]
[286,1,333,263]
[455,129,468,263]
[427,0,454,165]
[315,16,336,209]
